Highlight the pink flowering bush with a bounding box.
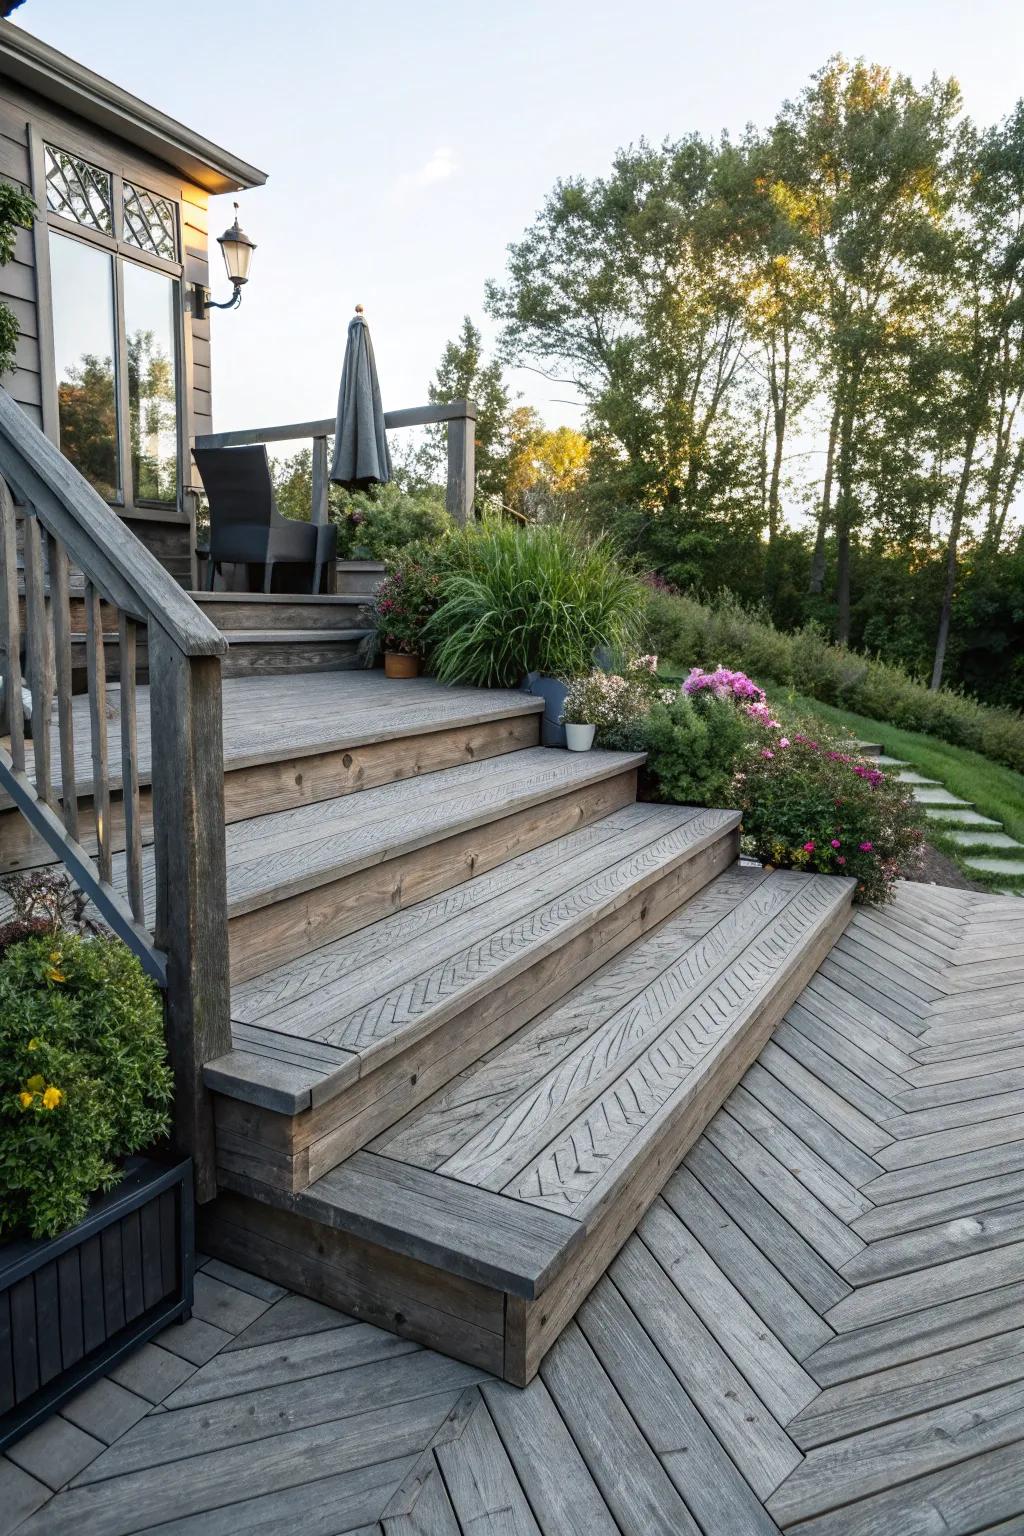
[368,558,442,656]
[733,733,925,905]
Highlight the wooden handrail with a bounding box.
[0,390,227,657]
[0,387,231,1202]
[194,398,479,525]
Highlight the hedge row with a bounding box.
[645,589,1024,775]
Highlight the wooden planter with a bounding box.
[0,1157,194,1451]
[384,652,421,679]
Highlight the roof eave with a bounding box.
[0,23,267,193]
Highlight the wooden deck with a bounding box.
[9,881,1024,1534]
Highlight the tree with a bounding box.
[425,316,514,502]
[503,413,590,518]
[768,59,962,640]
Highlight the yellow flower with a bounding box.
[48,967,66,984]
[17,1091,33,1109]
[42,1086,63,1110]
[27,1038,39,1051]
[26,1074,45,1092]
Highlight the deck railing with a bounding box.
[193,398,478,525]
[0,387,231,1201]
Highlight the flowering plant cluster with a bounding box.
[733,733,924,905]
[0,878,172,1239]
[370,559,442,656]
[561,669,651,729]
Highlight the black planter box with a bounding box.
[0,1156,194,1450]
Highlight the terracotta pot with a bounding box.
[384,652,421,679]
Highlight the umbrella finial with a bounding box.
[354,303,364,314]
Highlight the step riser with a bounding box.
[194,598,368,632]
[214,828,740,1191]
[220,640,365,678]
[202,885,853,1384]
[0,715,542,874]
[226,767,641,983]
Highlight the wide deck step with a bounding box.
[207,801,741,1178]
[201,862,854,1383]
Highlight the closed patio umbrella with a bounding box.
[329,305,393,489]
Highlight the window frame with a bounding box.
[41,140,187,517]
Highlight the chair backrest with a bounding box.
[193,444,277,533]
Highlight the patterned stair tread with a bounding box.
[206,802,740,1113]
[112,744,646,921]
[275,864,857,1294]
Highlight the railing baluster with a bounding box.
[85,579,112,883]
[118,611,144,924]
[0,475,25,770]
[46,531,78,841]
[22,509,52,803]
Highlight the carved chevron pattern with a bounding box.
[434,869,806,1190]
[314,810,737,1059]
[510,875,844,1216]
[375,864,765,1173]
[236,806,694,1038]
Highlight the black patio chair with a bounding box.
[193,444,337,594]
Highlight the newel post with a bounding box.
[446,401,477,525]
[147,621,231,1203]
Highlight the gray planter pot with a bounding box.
[522,673,569,748]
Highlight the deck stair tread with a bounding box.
[143,745,646,920]
[3,671,545,802]
[220,628,371,644]
[206,800,739,1112]
[218,864,853,1303]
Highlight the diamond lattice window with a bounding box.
[44,144,113,233]
[122,181,178,261]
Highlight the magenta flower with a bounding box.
[761,748,774,759]
[803,841,815,852]
[779,737,790,749]
[837,856,846,865]
[830,838,841,848]
[859,841,874,852]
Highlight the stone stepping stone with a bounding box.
[948,831,1024,851]
[963,856,1024,876]
[857,741,884,756]
[912,786,973,806]
[897,771,940,786]
[923,807,1000,827]
[875,755,909,767]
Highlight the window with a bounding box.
[49,232,120,500]
[124,263,178,503]
[44,143,183,509]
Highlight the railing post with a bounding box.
[148,621,231,1204]
[446,403,477,525]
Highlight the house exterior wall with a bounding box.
[0,75,214,585]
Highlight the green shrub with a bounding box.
[427,521,646,687]
[0,930,172,1239]
[646,588,1024,774]
[735,735,925,905]
[334,484,452,561]
[367,556,443,657]
[637,692,751,806]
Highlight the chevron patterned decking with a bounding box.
[7,881,1024,1535]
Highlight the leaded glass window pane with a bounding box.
[44,144,113,234]
[123,181,178,261]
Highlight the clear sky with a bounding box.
[15,0,1024,440]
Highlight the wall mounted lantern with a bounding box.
[194,202,256,319]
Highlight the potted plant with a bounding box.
[425,522,645,745]
[367,557,442,679]
[0,873,193,1451]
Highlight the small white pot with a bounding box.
[565,722,596,752]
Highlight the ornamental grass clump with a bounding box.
[0,885,172,1240]
[426,521,645,688]
[734,734,925,905]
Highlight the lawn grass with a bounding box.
[785,692,1024,889]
